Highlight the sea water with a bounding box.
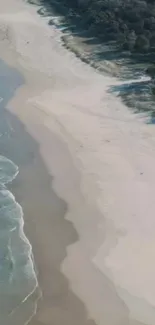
[0,60,39,325]
[0,156,38,325]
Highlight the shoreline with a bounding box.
[1,1,155,325]
[9,87,131,325]
[8,110,97,325]
[0,57,99,325]
[0,59,39,325]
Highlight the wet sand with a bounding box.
[0,53,130,325]
[0,58,97,325]
[7,99,133,325]
[7,109,96,325]
[0,58,141,325]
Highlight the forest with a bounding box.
[45,0,155,54]
[37,0,155,121]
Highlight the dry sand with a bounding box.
[0,0,155,324]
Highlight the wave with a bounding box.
[0,155,39,325]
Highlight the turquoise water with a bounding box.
[0,60,39,325]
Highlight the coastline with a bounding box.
[1,1,155,325]
[8,81,131,325]
[0,59,39,325]
[7,107,97,325]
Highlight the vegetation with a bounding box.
[44,0,155,54]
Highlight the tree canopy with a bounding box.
[46,0,155,53]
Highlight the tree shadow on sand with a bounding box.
[108,78,155,123]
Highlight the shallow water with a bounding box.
[0,60,39,325]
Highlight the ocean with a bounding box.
[0,60,39,325]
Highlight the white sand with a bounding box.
[0,0,155,324]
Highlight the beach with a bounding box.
[1,0,155,324]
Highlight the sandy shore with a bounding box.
[1,0,155,325]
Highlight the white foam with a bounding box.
[0,155,39,323]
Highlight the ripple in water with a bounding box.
[0,155,39,325]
